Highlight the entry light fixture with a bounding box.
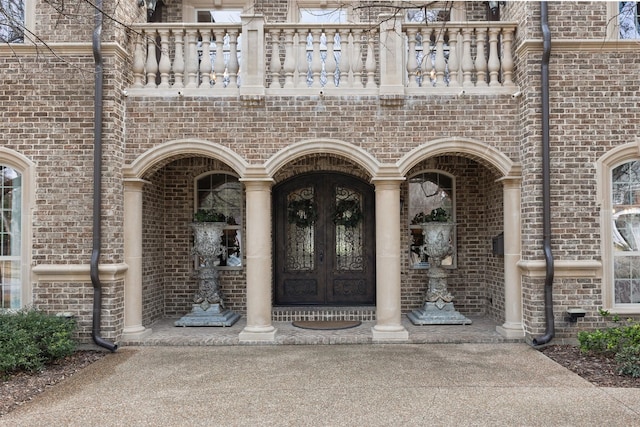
[138,0,158,18]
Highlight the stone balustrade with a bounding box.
[129,16,517,98]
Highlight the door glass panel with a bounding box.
[334,186,363,271]
[286,187,316,271]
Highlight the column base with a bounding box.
[371,325,409,342]
[121,326,152,342]
[239,325,277,342]
[496,322,525,339]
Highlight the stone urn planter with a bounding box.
[408,209,471,325]
[175,220,240,327]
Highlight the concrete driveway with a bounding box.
[1,343,639,426]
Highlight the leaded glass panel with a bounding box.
[285,187,315,271]
[334,186,363,271]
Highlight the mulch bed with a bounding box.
[539,345,640,388]
[0,350,107,417]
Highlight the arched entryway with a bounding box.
[273,172,376,306]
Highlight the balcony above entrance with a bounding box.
[128,17,518,100]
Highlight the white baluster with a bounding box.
[200,30,212,87]
[365,29,376,89]
[475,28,488,87]
[145,31,158,88]
[185,29,199,88]
[297,29,309,88]
[132,33,145,88]
[227,30,239,88]
[269,29,282,89]
[283,29,296,88]
[212,29,226,88]
[325,30,337,87]
[501,28,515,87]
[488,27,500,86]
[351,28,363,89]
[310,29,323,87]
[157,29,171,88]
[447,28,460,87]
[173,29,185,89]
[338,30,351,87]
[434,34,446,86]
[461,28,474,87]
[406,28,418,88]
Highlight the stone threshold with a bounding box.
[272,306,376,322]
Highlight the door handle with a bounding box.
[319,249,324,262]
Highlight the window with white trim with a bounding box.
[408,171,456,269]
[1,165,21,309]
[195,173,243,269]
[0,0,24,43]
[612,160,640,304]
[619,2,640,39]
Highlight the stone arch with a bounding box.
[265,138,380,180]
[123,139,249,179]
[396,137,518,178]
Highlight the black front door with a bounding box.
[274,173,376,305]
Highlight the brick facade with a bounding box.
[2,1,639,344]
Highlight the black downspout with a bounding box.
[532,1,554,346]
[91,0,117,352]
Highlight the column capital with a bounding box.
[124,178,151,191]
[371,166,405,187]
[496,174,522,188]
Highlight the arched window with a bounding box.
[408,171,455,269]
[611,160,640,305]
[195,173,243,268]
[1,165,22,308]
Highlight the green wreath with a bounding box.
[287,198,318,228]
[332,199,362,228]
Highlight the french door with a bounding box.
[274,173,375,305]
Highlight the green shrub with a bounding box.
[577,312,640,378]
[615,345,640,378]
[0,310,77,375]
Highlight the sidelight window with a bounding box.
[1,165,21,309]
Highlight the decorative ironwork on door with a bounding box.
[274,173,375,306]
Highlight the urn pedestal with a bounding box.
[175,222,240,327]
[408,222,472,325]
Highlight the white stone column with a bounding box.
[371,178,409,341]
[496,176,525,338]
[122,178,151,341]
[239,178,277,342]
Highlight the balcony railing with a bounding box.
[129,16,517,98]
